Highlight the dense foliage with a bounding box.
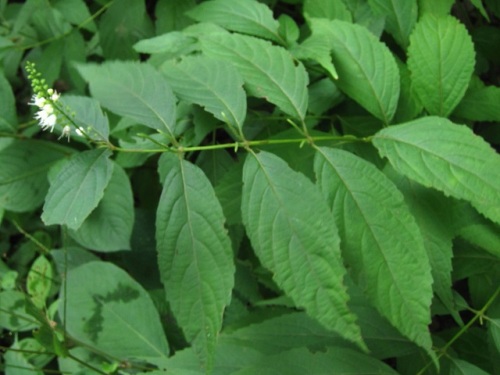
[1,0,500,374]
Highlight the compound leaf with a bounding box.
[156,154,234,372]
[200,33,309,122]
[314,147,434,360]
[241,151,364,349]
[373,117,500,225]
[407,15,475,117]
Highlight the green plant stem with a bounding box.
[12,220,50,255]
[417,286,500,375]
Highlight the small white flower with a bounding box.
[50,91,60,101]
[75,127,84,136]
[35,109,57,132]
[58,125,71,142]
[29,94,46,108]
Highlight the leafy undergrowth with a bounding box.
[1,0,499,374]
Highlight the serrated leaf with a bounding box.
[368,0,418,48]
[69,163,134,252]
[77,61,177,139]
[291,33,338,79]
[42,149,113,230]
[60,95,109,142]
[241,151,364,349]
[156,154,234,371]
[200,33,309,122]
[304,0,352,21]
[314,147,434,359]
[418,0,454,16]
[310,19,400,124]
[60,261,169,361]
[187,0,283,44]
[372,117,500,225]
[0,140,69,212]
[133,31,196,54]
[161,55,247,132]
[407,15,475,117]
[453,82,500,122]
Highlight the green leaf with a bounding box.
[60,95,109,142]
[241,151,364,349]
[133,31,197,54]
[314,147,434,359]
[407,15,475,117]
[303,0,352,21]
[52,0,95,32]
[69,163,134,252]
[453,82,500,122]
[60,261,169,361]
[310,19,400,124]
[161,55,247,132]
[77,61,178,139]
[418,0,454,16]
[26,255,53,309]
[155,0,196,34]
[232,347,398,375]
[0,291,39,331]
[200,33,309,122]
[0,140,68,212]
[98,0,153,60]
[156,154,234,371]
[368,0,418,48]
[372,117,500,225]
[291,33,338,79]
[0,72,16,132]
[187,0,283,44]
[42,149,114,230]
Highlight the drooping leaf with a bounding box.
[372,117,500,225]
[200,33,309,122]
[368,0,418,48]
[0,140,69,212]
[241,151,364,349]
[60,261,169,362]
[77,61,178,139]
[156,153,234,371]
[303,0,352,21]
[310,19,400,124]
[161,55,247,132]
[187,0,283,44]
[407,15,475,117]
[42,148,114,230]
[314,147,434,359]
[69,163,134,252]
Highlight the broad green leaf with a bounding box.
[161,55,247,132]
[0,291,39,331]
[308,78,343,115]
[303,0,352,21]
[368,0,418,48]
[98,0,153,60]
[200,33,309,122]
[4,339,42,375]
[453,82,500,122]
[459,221,500,258]
[77,61,178,139]
[69,163,134,252]
[232,347,398,375]
[187,0,283,44]
[241,151,364,349]
[373,117,500,225]
[291,33,338,79]
[53,0,95,32]
[0,72,16,132]
[60,95,109,142]
[155,0,196,34]
[0,140,69,212]
[314,147,434,359]
[42,149,113,230]
[407,15,475,117]
[311,19,400,124]
[418,0,454,16]
[26,255,53,309]
[60,261,169,362]
[393,59,423,123]
[133,31,197,54]
[156,154,234,371]
[278,14,299,45]
[446,358,491,375]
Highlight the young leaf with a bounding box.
[200,33,309,122]
[310,19,400,124]
[407,15,475,117]
[60,261,169,362]
[314,147,434,359]
[187,0,283,44]
[0,140,69,213]
[77,61,178,139]
[161,55,247,132]
[69,163,134,252]
[42,149,114,230]
[156,154,235,371]
[372,117,500,226]
[368,0,418,48]
[241,151,364,349]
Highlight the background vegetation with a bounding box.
[1,0,499,374]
